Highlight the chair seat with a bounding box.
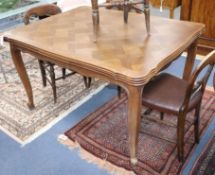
[142,73,202,115]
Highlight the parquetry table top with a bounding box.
[4,6,204,85]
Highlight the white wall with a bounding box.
[57,0,106,12]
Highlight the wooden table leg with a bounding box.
[169,8,174,19]
[183,40,197,80]
[127,85,142,165]
[10,44,34,109]
[144,0,150,35]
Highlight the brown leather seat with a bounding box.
[142,73,202,115]
[142,51,215,162]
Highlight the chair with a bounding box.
[23,4,92,103]
[91,0,150,35]
[105,0,144,14]
[150,0,182,19]
[142,51,215,162]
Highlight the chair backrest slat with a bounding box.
[191,51,215,89]
[182,50,215,110]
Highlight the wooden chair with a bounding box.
[105,0,145,14]
[93,0,150,34]
[106,0,181,19]
[150,0,182,18]
[142,51,215,162]
[23,4,91,103]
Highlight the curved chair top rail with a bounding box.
[183,50,215,110]
[23,4,62,25]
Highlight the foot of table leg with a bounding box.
[10,45,34,109]
[131,157,138,165]
[127,85,142,165]
[27,102,35,109]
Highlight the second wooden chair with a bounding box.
[23,4,92,103]
[142,51,215,162]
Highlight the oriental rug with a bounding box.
[60,89,215,175]
[189,133,215,175]
[0,46,106,143]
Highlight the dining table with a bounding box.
[4,6,204,165]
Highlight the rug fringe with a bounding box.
[58,135,135,175]
[58,135,79,149]
[206,86,214,91]
[79,149,136,175]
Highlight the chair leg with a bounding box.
[177,113,186,162]
[38,60,47,87]
[117,86,121,98]
[83,76,92,88]
[49,63,57,103]
[143,108,152,115]
[160,112,164,120]
[141,108,152,119]
[62,68,66,79]
[123,3,129,23]
[194,103,201,144]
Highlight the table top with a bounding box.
[4,7,204,85]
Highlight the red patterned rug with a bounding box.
[60,89,215,175]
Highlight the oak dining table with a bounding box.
[4,6,204,165]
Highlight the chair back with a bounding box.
[23,4,62,25]
[183,50,215,110]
